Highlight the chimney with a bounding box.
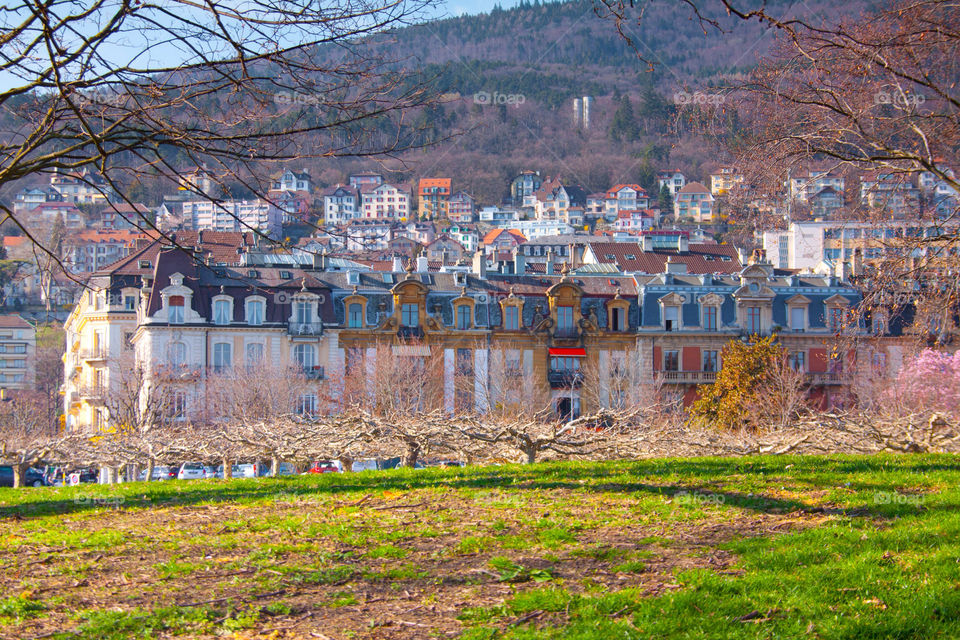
[472,250,487,278]
[642,235,654,252]
[546,249,555,275]
[416,255,429,272]
[441,249,449,265]
[665,256,688,274]
[513,246,525,275]
[567,242,577,270]
[678,234,689,253]
[392,256,404,272]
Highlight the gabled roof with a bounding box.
[605,184,646,198]
[677,181,710,194]
[0,314,32,329]
[482,228,527,245]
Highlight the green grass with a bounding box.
[0,454,957,638]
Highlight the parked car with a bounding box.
[307,460,340,474]
[137,465,178,481]
[234,463,260,478]
[0,466,48,487]
[203,466,217,479]
[45,467,98,486]
[177,462,206,480]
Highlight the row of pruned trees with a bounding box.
[2,340,958,486]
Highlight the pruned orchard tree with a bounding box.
[203,359,320,476]
[0,390,64,487]
[0,0,440,262]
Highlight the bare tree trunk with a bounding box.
[402,441,421,469]
[12,462,27,488]
[145,458,155,482]
[222,457,233,479]
[338,456,354,473]
[523,447,537,465]
[270,455,279,477]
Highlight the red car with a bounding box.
[307,461,340,474]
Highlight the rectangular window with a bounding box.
[610,307,625,331]
[789,351,805,371]
[550,356,580,371]
[663,350,679,372]
[295,300,311,325]
[245,343,264,366]
[746,306,761,334]
[664,305,679,331]
[124,296,136,311]
[790,307,805,330]
[456,348,473,375]
[505,306,519,330]
[401,303,419,327]
[557,306,574,330]
[169,392,187,420]
[702,306,717,331]
[702,350,718,372]
[296,393,318,417]
[213,342,231,372]
[829,308,844,331]
[348,303,363,328]
[169,296,185,324]
[456,305,471,329]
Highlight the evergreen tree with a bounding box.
[658,183,674,213]
[609,95,638,143]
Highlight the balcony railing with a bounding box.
[808,372,845,385]
[288,321,323,336]
[553,326,580,339]
[301,366,325,380]
[659,370,718,384]
[548,369,583,388]
[397,325,424,339]
[78,384,107,400]
[79,347,108,361]
[155,364,205,380]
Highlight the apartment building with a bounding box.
[360,183,410,220]
[182,199,282,238]
[418,178,452,219]
[674,182,715,223]
[322,184,361,225]
[0,316,35,390]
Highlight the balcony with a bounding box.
[659,370,718,384]
[288,321,323,337]
[155,364,204,381]
[397,325,424,339]
[301,366,325,380]
[808,372,845,386]
[548,369,583,389]
[80,347,108,361]
[78,384,107,401]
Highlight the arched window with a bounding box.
[213,298,231,325]
[168,341,187,366]
[213,343,232,372]
[245,343,264,365]
[294,343,316,372]
[246,298,264,326]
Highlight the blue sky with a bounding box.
[440,0,522,18]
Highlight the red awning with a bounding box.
[548,347,586,357]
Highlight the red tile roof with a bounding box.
[0,314,32,329]
[589,242,741,274]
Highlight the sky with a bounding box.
[443,0,522,17]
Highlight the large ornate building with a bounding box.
[65,234,891,431]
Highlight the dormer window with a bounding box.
[504,306,519,330]
[664,305,679,331]
[456,304,471,329]
[746,306,762,334]
[401,303,419,327]
[213,298,231,325]
[169,296,185,324]
[348,303,363,328]
[245,297,265,326]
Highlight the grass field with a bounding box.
[0,454,957,639]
